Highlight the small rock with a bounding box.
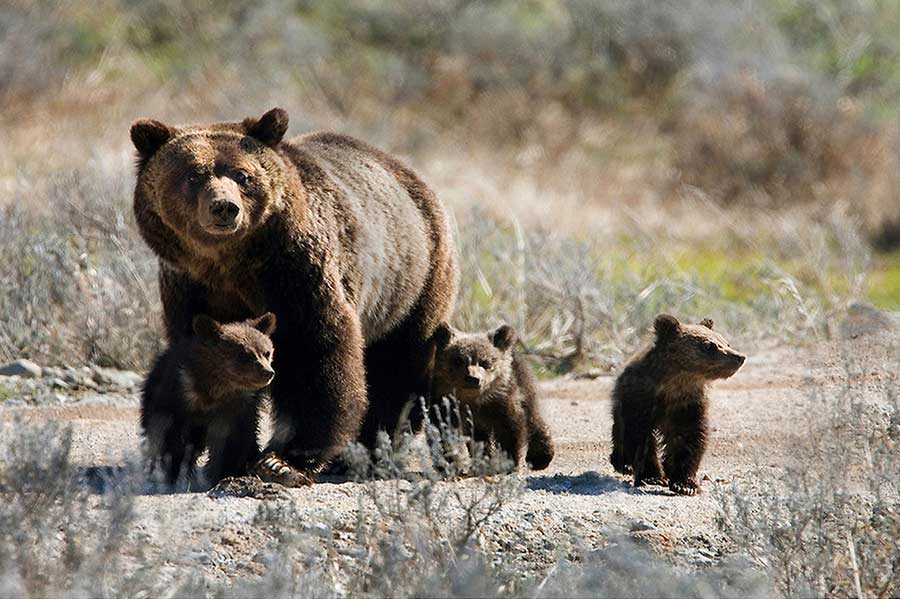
[629,519,655,533]
[307,523,332,538]
[0,359,42,379]
[92,367,142,390]
[49,377,70,390]
[187,550,211,565]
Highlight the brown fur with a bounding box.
[609,314,745,495]
[432,323,554,470]
[140,313,276,486]
[132,109,458,484]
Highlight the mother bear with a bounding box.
[131,108,458,484]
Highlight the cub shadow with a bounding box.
[76,465,213,496]
[76,465,147,495]
[526,471,672,496]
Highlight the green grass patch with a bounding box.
[867,250,900,311]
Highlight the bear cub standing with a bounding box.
[432,323,554,470]
[610,314,745,495]
[141,312,276,487]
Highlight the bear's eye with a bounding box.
[452,355,466,368]
[263,349,273,361]
[232,171,251,186]
[479,360,493,370]
[187,172,204,187]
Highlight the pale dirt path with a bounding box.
[1,333,897,582]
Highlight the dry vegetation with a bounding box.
[1,369,897,597]
[1,1,899,597]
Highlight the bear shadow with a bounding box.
[526,471,673,496]
[76,465,212,496]
[526,471,629,495]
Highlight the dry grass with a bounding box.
[2,374,896,597]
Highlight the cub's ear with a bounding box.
[130,119,173,164]
[192,314,221,338]
[251,312,277,336]
[244,108,289,147]
[490,324,516,352]
[432,323,454,351]
[654,313,681,343]
[699,318,714,330]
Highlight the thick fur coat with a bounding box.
[141,313,276,486]
[609,314,745,495]
[432,323,554,470]
[132,109,458,484]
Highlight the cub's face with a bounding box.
[432,324,516,405]
[131,108,289,251]
[653,314,746,381]
[193,312,277,390]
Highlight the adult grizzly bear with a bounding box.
[131,108,458,485]
[609,314,745,495]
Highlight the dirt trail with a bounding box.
[2,333,897,580]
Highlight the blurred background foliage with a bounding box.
[0,0,898,370]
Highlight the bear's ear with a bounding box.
[251,312,277,336]
[490,324,516,352]
[699,318,714,330]
[130,119,174,164]
[654,313,681,343]
[192,314,221,338]
[432,323,454,351]
[244,108,289,147]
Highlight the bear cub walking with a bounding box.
[432,323,554,470]
[610,314,745,495]
[141,312,276,487]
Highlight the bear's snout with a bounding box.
[197,177,245,234]
[199,197,244,234]
[210,199,240,223]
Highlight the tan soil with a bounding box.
[1,331,897,583]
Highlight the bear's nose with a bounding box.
[729,352,746,366]
[210,199,240,222]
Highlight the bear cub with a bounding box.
[610,314,745,495]
[432,323,554,470]
[141,312,276,487]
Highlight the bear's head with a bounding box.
[131,108,291,259]
[191,312,277,390]
[652,313,746,381]
[431,323,517,406]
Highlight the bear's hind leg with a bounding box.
[205,400,262,484]
[628,421,666,488]
[609,409,631,474]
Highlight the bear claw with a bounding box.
[669,479,701,496]
[254,452,314,487]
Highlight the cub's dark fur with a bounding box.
[141,312,276,486]
[432,323,554,470]
[610,314,745,495]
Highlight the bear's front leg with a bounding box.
[485,405,527,469]
[662,402,708,496]
[259,302,368,485]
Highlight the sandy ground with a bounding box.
[1,329,897,584]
